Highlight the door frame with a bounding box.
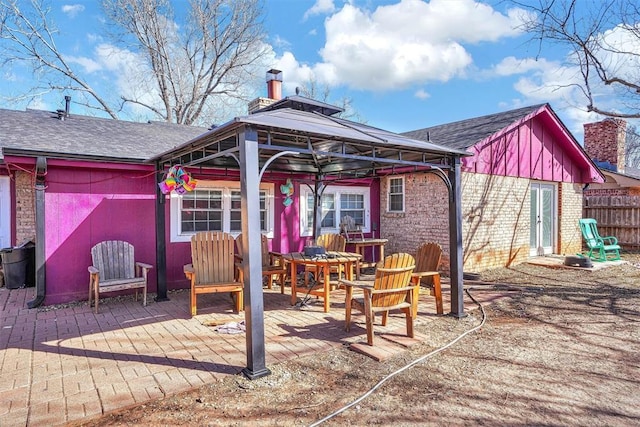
[530,182,557,256]
[0,176,11,249]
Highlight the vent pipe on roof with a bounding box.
[64,95,71,117]
[266,69,282,100]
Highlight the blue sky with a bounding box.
[1,0,635,140]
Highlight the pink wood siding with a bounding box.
[44,163,158,304]
[24,160,382,304]
[462,106,603,184]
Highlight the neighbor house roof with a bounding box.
[595,169,640,189]
[0,108,208,163]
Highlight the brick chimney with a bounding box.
[248,69,283,114]
[584,118,627,173]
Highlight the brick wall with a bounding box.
[15,170,36,244]
[381,172,532,272]
[584,119,626,172]
[559,182,584,256]
[461,173,531,271]
[381,172,584,273]
[380,173,450,267]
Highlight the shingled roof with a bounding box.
[0,108,208,162]
[402,104,546,150]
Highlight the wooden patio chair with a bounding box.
[412,242,444,315]
[235,233,287,294]
[304,233,347,287]
[88,240,152,314]
[184,231,243,316]
[340,215,364,241]
[579,218,621,262]
[340,253,416,346]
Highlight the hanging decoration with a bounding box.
[158,165,198,195]
[280,178,294,207]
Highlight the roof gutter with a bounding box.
[1,147,150,165]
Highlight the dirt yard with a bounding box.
[78,255,640,426]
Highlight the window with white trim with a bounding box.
[300,186,370,237]
[387,176,404,212]
[170,180,274,242]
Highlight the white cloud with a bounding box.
[64,55,102,73]
[271,35,291,50]
[285,0,530,91]
[414,89,430,100]
[87,33,102,44]
[303,0,336,21]
[274,52,316,94]
[491,57,555,77]
[61,4,85,18]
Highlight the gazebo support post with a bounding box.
[239,126,271,380]
[313,175,325,241]
[448,156,465,318]
[155,160,169,302]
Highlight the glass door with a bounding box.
[530,183,555,256]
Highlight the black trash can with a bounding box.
[1,241,36,289]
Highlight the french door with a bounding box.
[530,183,556,256]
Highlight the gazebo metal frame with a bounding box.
[151,97,471,379]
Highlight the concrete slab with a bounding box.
[526,255,627,271]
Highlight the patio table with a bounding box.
[346,238,388,277]
[284,251,362,313]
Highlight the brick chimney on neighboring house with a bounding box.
[248,69,283,114]
[583,118,627,173]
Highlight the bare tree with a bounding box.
[297,77,366,123]
[102,0,269,125]
[0,0,269,125]
[0,0,120,118]
[626,124,640,169]
[513,0,640,119]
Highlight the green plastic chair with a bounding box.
[578,218,621,262]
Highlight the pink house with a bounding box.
[398,103,604,271]
[0,88,467,313]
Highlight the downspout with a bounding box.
[27,157,47,308]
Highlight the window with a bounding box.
[170,181,274,242]
[388,177,404,212]
[300,185,370,236]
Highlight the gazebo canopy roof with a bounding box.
[150,96,470,177]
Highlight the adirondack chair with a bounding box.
[184,231,243,316]
[304,233,347,287]
[235,233,287,294]
[340,215,364,241]
[88,240,152,314]
[340,253,416,346]
[579,218,621,262]
[412,242,444,316]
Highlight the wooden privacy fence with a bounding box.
[583,196,640,249]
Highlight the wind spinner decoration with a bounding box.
[158,165,198,195]
[280,178,294,207]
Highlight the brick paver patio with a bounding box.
[0,282,494,427]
